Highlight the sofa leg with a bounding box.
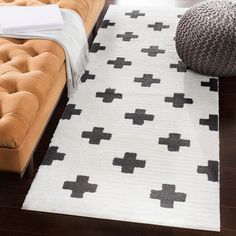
[88,22,99,48]
[25,158,35,179]
[92,21,99,37]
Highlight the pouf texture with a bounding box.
[175,0,236,77]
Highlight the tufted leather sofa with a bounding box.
[0,0,105,174]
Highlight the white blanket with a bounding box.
[0,5,64,33]
[0,8,89,97]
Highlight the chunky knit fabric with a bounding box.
[175,0,236,77]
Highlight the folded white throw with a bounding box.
[0,5,64,33]
[0,8,89,97]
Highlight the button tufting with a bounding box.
[8,89,18,94]
[0,53,10,63]
[0,77,18,94]
[27,48,38,57]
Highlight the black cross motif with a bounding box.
[113,152,146,174]
[125,109,154,125]
[134,74,160,87]
[170,61,189,72]
[150,184,187,208]
[96,88,122,103]
[159,133,190,152]
[165,93,193,108]
[107,57,132,69]
[100,20,115,28]
[125,10,145,18]
[116,32,139,41]
[42,146,65,165]
[82,127,112,145]
[199,114,218,131]
[141,46,165,57]
[90,43,106,53]
[62,104,81,120]
[197,160,219,182]
[201,78,218,92]
[148,22,170,31]
[63,175,97,198]
[81,70,95,83]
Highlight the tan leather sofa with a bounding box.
[0,0,105,175]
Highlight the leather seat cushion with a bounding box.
[0,38,65,149]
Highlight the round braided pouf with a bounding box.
[175,0,236,77]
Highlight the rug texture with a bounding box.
[23,5,220,231]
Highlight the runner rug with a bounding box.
[23,5,220,231]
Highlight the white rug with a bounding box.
[23,5,220,231]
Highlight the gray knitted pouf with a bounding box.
[175,0,236,77]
